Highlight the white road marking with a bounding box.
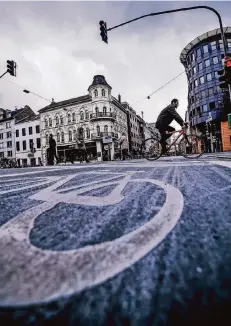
[208,160,231,169]
[0,171,184,305]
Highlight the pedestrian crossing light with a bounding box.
[99,20,108,44]
[6,60,16,77]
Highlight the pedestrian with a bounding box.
[49,134,59,164]
[118,132,130,160]
[76,138,89,163]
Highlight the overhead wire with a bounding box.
[132,71,186,105]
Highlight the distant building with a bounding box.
[0,106,36,160]
[39,75,129,163]
[180,26,231,152]
[15,115,42,167]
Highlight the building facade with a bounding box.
[15,116,42,166]
[122,101,143,152]
[180,27,231,152]
[39,75,129,163]
[0,106,36,160]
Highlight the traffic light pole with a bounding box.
[106,5,228,56]
[0,71,8,79]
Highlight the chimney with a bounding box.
[118,94,121,103]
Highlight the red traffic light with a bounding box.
[225,56,231,68]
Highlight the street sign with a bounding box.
[102,135,112,144]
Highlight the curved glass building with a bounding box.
[180,27,231,152]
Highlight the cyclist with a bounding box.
[156,98,185,153]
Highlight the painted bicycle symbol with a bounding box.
[0,170,184,306]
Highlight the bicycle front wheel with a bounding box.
[142,137,162,161]
[179,133,205,159]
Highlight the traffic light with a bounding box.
[218,68,228,90]
[6,60,16,76]
[225,56,231,85]
[99,21,108,43]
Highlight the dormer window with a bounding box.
[94,89,98,97]
[102,89,106,97]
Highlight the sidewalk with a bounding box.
[204,152,231,161]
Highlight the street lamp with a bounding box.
[23,89,52,103]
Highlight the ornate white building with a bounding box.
[39,75,129,163]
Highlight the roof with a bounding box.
[39,95,91,113]
[16,114,39,124]
[0,108,24,123]
[180,26,231,64]
[88,75,112,91]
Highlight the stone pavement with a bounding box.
[0,157,231,325]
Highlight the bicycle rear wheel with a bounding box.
[179,133,204,159]
[142,137,162,161]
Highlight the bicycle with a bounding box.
[142,125,205,161]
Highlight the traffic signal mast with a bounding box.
[99,21,108,44]
[218,56,231,90]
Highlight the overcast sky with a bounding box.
[0,1,231,124]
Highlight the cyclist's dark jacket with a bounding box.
[156,104,184,129]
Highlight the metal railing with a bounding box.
[90,112,116,119]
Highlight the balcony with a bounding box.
[91,132,118,140]
[90,112,116,121]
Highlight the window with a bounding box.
[6,122,11,128]
[0,133,3,140]
[198,62,203,70]
[201,90,206,98]
[211,41,216,50]
[73,129,77,140]
[208,87,213,95]
[85,111,89,120]
[61,132,65,142]
[228,39,231,49]
[56,116,59,126]
[102,89,106,97]
[200,76,205,84]
[36,125,40,133]
[194,79,198,87]
[103,107,107,115]
[23,140,27,150]
[57,132,60,143]
[69,130,72,141]
[212,56,218,64]
[48,118,51,127]
[72,112,76,122]
[0,152,4,158]
[29,126,33,135]
[0,142,3,149]
[216,85,221,93]
[219,40,224,49]
[195,93,200,100]
[94,89,98,97]
[207,73,212,81]
[202,104,208,112]
[68,113,71,123]
[36,138,41,148]
[16,141,20,151]
[80,111,84,120]
[29,139,34,150]
[86,128,90,139]
[191,52,195,61]
[209,102,215,110]
[60,116,63,125]
[96,125,100,136]
[214,71,219,79]
[104,125,108,133]
[16,129,19,137]
[22,128,26,136]
[196,48,201,57]
[203,44,208,53]
[7,131,11,138]
[45,119,48,127]
[7,151,12,157]
[7,141,12,148]
[95,107,99,116]
[193,66,197,74]
[205,59,210,67]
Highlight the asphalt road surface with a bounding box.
[1,156,231,326]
